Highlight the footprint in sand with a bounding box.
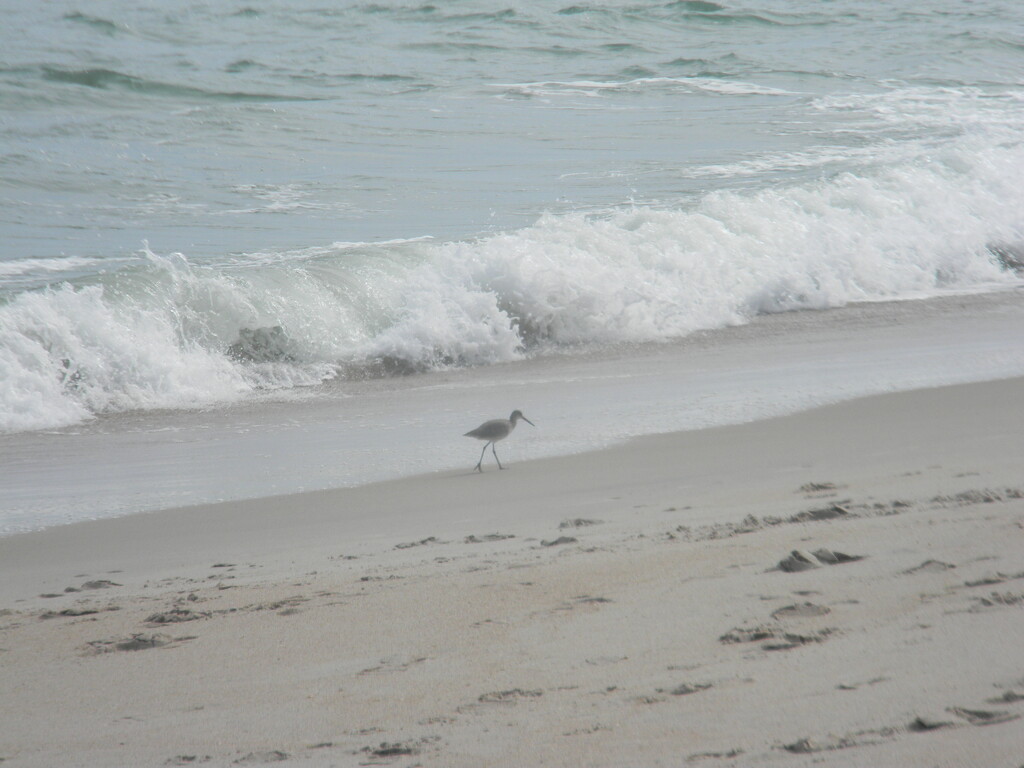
[464,533,515,543]
[908,715,954,732]
[359,736,440,761]
[761,630,834,652]
[687,748,744,761]
[247,596,309,613]
[85,633,196,654]
[771,602,831,620]
[987,690,1024,704]
[395,536,440,550]
[903,559,956,575]
[540,536,578,547]
[969,592,1024,611]
[932,488,1023,506]
[948,706,1022,726]
[798,482,841,494]
[911,705,1022,731]
[477,688,543,704]
[776,549,863,572]
[82,579,122,589]
[39,606,119,620]
[811,548,863,565]
[836,676,889,692]
[719,626,776,644]
[782,728,894,754]
[661,682,712,696]
[719,625,833,651]
[557,595,613,612]
[964,570,1024,587]
[145,608,211,626]
[776,551,818,572]
[559,518,603,529]
[362,742,417,759]
[50,579,123,596]
[787,504,851,523]
[232,751,288,764]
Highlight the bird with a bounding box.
[464,410,535,472]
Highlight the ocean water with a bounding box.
[2,1,1024,532]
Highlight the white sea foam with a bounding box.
[0,253,335,433]
[0,256,101,278]
[1,129,1021,433]
[221,183,356,215]
[491,77,795,99]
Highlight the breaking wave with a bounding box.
[1,134,1022,433]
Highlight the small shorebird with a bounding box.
[464,410,535,472]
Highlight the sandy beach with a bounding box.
[2,377,1023,767]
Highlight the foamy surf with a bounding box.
[490,77,797,99]
[2,135,1022,434]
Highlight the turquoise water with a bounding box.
[3,1,1023,432]
[4,1,1022,264]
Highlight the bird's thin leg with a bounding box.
[492,442,504,470]
[475,442,490,472]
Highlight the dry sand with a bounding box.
[2,378,1023,767]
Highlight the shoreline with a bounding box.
[2,375,1023,597]
[4,286,1024,536]
[2,373,1022,589]
[2,376,1024,765]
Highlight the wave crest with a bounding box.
[1,140,1021,433]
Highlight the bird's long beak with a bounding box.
[523,417,535,427]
